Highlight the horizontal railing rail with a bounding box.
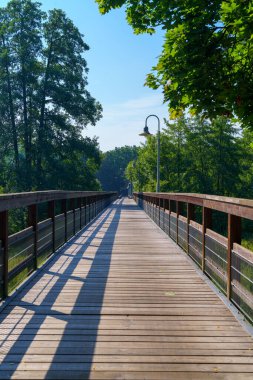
[134,192,253,324]
[0,190,117,301]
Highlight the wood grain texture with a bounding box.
[0,198,253,379]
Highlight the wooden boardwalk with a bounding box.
[0,198,253,379]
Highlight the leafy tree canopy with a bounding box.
[126,116,244,196]
[96,0,253,127]
[0,0,102,192]
[97,145,138,194]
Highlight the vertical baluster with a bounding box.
[78,198,82,230]
[176,201,182,245]
[158,197,161,227]
[163,199,166,231]
[70,199,75,235]
[88,197,91,222]
[187,203,195,255]
[227,214,241,299]
[168,199,171,237]
[48,200,55,252]
[61,199,67,242]
[84,197,87,226]
[202,207,212,273]
[0,210,8,299]
[164,199,168,233]
[28,204,38,269]
[92,197,94,218]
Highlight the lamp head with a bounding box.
[139,125,153,137]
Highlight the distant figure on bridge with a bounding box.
[127,182,133,198]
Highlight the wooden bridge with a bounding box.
[0,193,253,379]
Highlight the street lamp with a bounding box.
[139,114,160,192]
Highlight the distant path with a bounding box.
[0,198,253,379]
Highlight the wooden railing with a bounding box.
[134,192,253,324]
[0,190,117,300]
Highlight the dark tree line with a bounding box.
[97,146,138,194]
[0,0,102,192]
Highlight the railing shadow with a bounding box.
[0,199,123,378]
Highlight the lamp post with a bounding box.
[139,114,160,192]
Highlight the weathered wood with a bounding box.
[48,200,55,253]
[227,214,241,299]
[0,198,252,380]
[187,203,195,254]
[0,191,116,212]
[61,199,67,242]
[135,192,253,220]
[0,210,8,298]
[202,207,212,272]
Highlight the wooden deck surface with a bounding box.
[0,198,253,379]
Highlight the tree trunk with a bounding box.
[2,36,19,172]
[37,40,53,188]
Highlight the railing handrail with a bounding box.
[0,190,116,212]
[134,192,253,220]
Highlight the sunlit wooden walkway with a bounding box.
[0,198,253,379]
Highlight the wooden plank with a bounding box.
[0,198,252,380]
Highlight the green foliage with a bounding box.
[97,146,138,193]
[0,0,102,192]
[126,116,248,197]
[96,0,253,127]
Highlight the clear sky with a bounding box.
[1,0,168,151]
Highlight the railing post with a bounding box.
[168,199,171,236]
[202,207,212,272]
[61,199,67,242]
[70,199,75,234]
[91,197,94,220]
[162,198,165,230]
[98,195,100,214]
[48,200,55,252]
[28,204,38,269]
[0,210,8,298]
[88,197,91,222]
[227,214,241,299]
[187,203,195,254]
[176,201,182,245]
[164,198,168,233]
[158,197,161,227]
[84,197,87,225]
[78,198,82,230]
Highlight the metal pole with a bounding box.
[145,114,160,192]
[157,118,160,192]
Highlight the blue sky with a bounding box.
[1,0,168,151]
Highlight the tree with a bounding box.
[0,0,102,192]
[36,8,102,188]
[126,116,243,196]
[96,0,253,127]
[97,146,138,193]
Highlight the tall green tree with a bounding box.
[0,0,102,192]
[36,8,102,187]
[97,146,138,193]
[126,116,243,196]
[96,0,253,127]
[6,0,44,188]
